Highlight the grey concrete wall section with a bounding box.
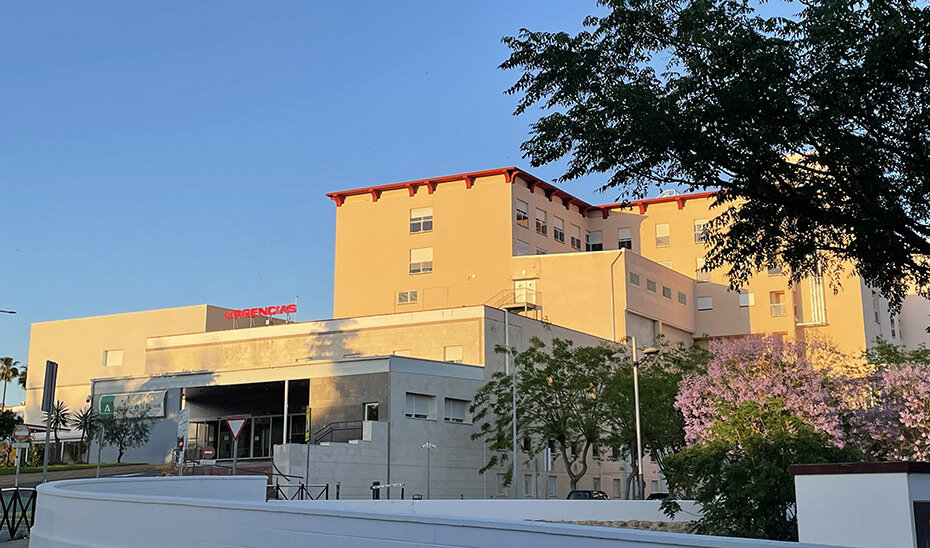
[89,388,181,465]
[309,372,390,435]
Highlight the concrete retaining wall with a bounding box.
[31,476,844,548]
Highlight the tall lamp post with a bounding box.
[613,337,659,500]
[421,440,436,499]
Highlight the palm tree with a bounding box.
[0,357,20,410]
[16,363,26,390]
[73,407,98,463]
[44,400,71,464]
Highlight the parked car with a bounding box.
[566,490,609,500]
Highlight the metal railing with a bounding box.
[1,488,36,539]
[313,421,363,444]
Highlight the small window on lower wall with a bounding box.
[629,272,641,286]
[397,290,418,304]
[443,345,464,363]
[646,279,657,293]
[697,296,713,310]
[404,393,434,419]
[662,286,672,299]
[363,402,379,421]
[444,398,469,423]
[678,291,687,305]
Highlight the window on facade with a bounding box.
[404,393,434,419]
[103,349,124,367]
[767,265,784,276]
[872,290,881,323]
[592,445,600,458]
[611,446,621,460]
[363,402,379,421]
[678,291,687,305]
[524,474,534,497]
[618,227,633,250]
[443,345,464,363]
[891,317,897,338]
[629,272,641,286]
[516,240,530,256]
[697,296,713,310]
[444,398,468,423]
[662,286,672,299]
[547,476,557,497]
[694,219,708,243]
[696,257,711,282]
[646,279,657,293]
[397,290,418,304]
[515,200,529,228]
[553,217,565,243]
[535,209,548,235]
[655,224,670,247]
[497,474,508,496]
[738,292,755,307]
[613,478,622,498]
[536,249,547,255]
[409,207,433,233]
[770,291,787,317]
[409,248,433,274]
[570,225,582,250]
[593,477,601,491]
[585,231,603,251]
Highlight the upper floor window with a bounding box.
[662,286,672,299]
[739,293,755,307]
[535,209,548,235]
[410,207,433,233]
[553,217,565,243]
[570,225,582,250]
[536,248,547,255]
[515,200,529,228]
[516,240,530,256]
[770,291,787,317]
[678,291,687,305]
[405,393,435,419]
[696,257,711,282]
[409,248,433,274]
[629,272,641,286]
[444,398,469,423]
[694,219,708,243]
[103,349,124,367]
[646,279,657,293]
[697,296,713,310]
[586,231,603,252]
[767,265,784,276]
[444,345,464,363]
[655,224,670,247]
[397,290,419,304]
[618,227,632,250]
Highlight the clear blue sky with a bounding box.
[2,2,795,404]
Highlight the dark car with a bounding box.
[566,490,609,500]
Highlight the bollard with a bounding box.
[336,481,341,500]
[372,481,380,500]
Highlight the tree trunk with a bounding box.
[1,380,7,410]
[117,445,124,463]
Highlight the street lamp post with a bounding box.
[613,337,659,500]
[421,440,436,499]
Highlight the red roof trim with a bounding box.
[324,167,718,213]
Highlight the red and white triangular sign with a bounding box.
[226,418,247,441]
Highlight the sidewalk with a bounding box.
[0,463,160,488]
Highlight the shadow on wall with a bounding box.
[300,318,359,362]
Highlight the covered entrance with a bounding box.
[183,380,310,461]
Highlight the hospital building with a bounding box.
[22,167,930,499]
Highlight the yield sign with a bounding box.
[226,418,247,441]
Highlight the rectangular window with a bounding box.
[535,209,548,235]
[410,207,433,233]
[404,393,434,419]
[696,257,711,282]
[553,217,565,243]
[613,478,622,498]
[443,345,464,363]
[655,223,670,247]
[618,227,632,250]
[592,445,600,458]
[536,248,547,255]
[872,290,881,323]
[443,398,468,423]
[697,296,713,310]
[891,317,897,338]
[516,240,530,256]
[397,290,418,304]
[629,272,641,286]
[570,225,582,250]
[768,265,784,276]
[592,477,601,491]
[662,286,672,299]
[770,291,787,317]
[515,200,529,228]
[363,402,379,421]
[646,279,657,293]
[497,474,508,496]
[739,293,755,307]
[409,247,433,274]
[694,219,708,243]
[585,231,603,251]
[103,349,124,367]
[547,476,557,498]
[678,291,687,305]
[524,474,534,497]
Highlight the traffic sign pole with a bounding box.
[225,418,247,475]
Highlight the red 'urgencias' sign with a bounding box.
[224,304,296,319]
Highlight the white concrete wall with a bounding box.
[795,472,914,548]
[32,476,842,548]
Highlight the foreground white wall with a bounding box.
[32,476,844,548]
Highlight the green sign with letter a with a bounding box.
[99,395,115,418]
